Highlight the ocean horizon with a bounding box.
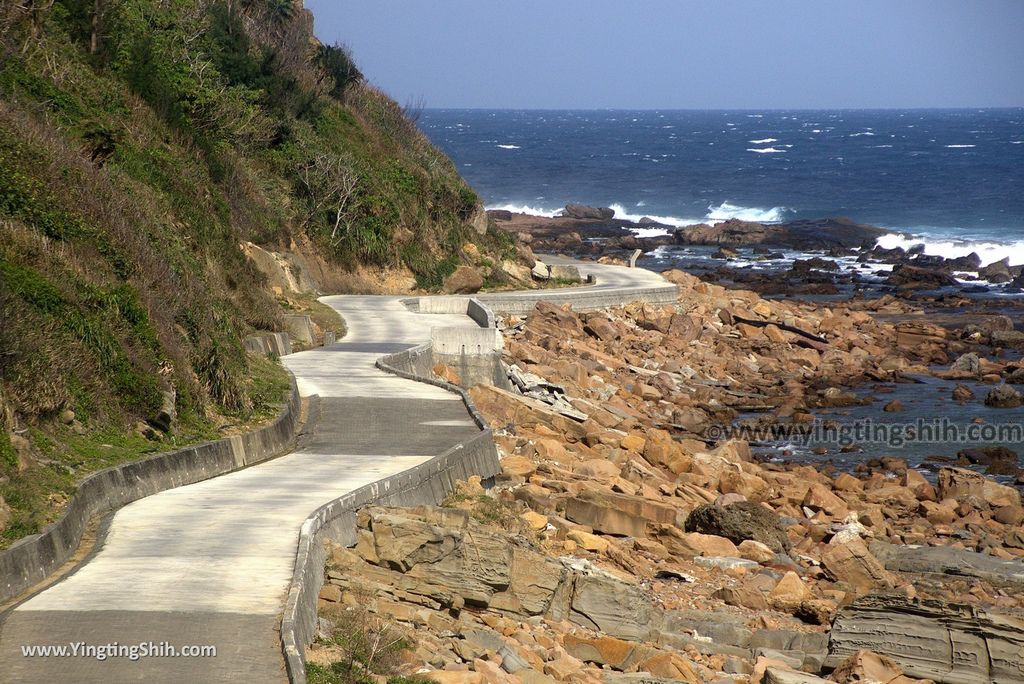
[421,108,1024,266]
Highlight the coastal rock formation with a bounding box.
[984,384,1023,408]
[563,204,616,220]
[885,264,960,289]
[672,217,885,250]
[684,502,790,553]
[827,595,1024,683]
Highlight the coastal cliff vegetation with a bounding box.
[0,0,512,545]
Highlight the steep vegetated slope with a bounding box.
[0,0,515,546]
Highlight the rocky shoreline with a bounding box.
[307,265,1024,684]
[488,207,1024,300]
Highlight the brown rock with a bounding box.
[521,511,548,531]
[919,500,956,525]
[803,483,849,518]
[564,490,678,537]
[443,265,484,294]
[636,652,701,683]
[903,469,936,502]
[994,505,1024,526]
[534,438,569,463]
[952,384,975,402]
[583,315,621,342]
[938,467,1021,508]
[620,433,646,452]
[827,649,913,684]
[821,538,899,592]
[543,654,585,681]
[318,584,342,603]
[657,529,738,558]
[427,671,484,684]
[433,362,461,385]
[567,530,610,553]
[573,459,621,482]
[561,634,641,669]
[769,571,810,609]
[738,539,776,563]
[502,456,537,479]
[833,473,864,493]
[883,399,904,412]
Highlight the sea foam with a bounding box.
[706,202,788,223]
[875,233,1024,267]
[485,203,561,218]
[487,200,791,236]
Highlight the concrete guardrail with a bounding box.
[279,298,502,683]
[0,377,302,605]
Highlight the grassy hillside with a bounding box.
[0,0,515,546]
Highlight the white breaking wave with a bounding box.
[496,144,521,149]
[707,201,788,223]
[944,144,976,149]
[1011,141,1024,144]
[849,131,876,137]
[607,203,702,229]
[748,138,778,144]
[747,146,786,154]
[487,200,790,234]
[875,233,1024,267]
[485,203,561,218]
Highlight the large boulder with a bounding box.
[827,649,921,684]
[565,490,679,537]
[985,384,1023,408]
[885,264,959,289]
[563,203,615,220]
[683,502,790,553]
[979,257,1012,283]
[938,467,1021,508]
[443,265,484,294]
[820,538,899,592]
[569,571,654,640]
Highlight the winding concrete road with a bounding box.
[0,258,675,682]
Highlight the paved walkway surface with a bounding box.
[0,260,672,682]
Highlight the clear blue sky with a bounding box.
[305,0,1024,109]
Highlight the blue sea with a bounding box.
[421,109,1024,266]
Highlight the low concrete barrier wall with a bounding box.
[431,326,502,356]
[279,304,503,683]
[244,332,292,357]
[408,296,495,328]
[476,284,678,315]
[0,379,301,605]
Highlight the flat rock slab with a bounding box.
[826,594,1024,684]
[870,541,1024,588]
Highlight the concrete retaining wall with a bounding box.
[408,286,677,316]
[431,326,502,356]
[408,296,495,328]
[244,332,292,357]
[0,379,302,605]
[279,304,503,683]
[476,284,678,315]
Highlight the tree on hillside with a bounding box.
[298,153,358,242]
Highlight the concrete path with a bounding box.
[0,259,673,682]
